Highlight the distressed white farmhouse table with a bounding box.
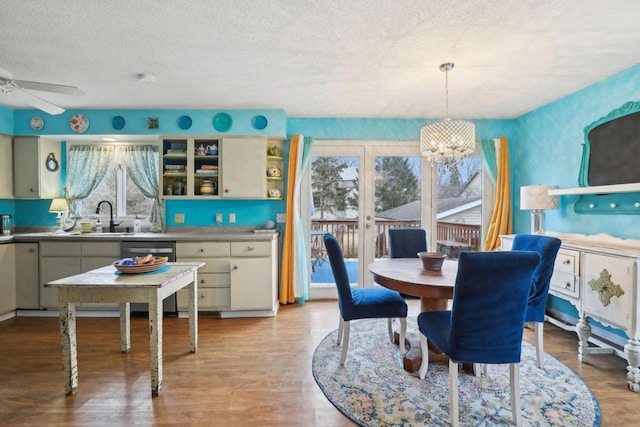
[45,262,204,397]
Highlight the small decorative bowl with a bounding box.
[418,252,446,271]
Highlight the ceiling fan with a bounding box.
[0,67,84,115]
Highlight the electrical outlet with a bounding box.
[174,213,185,224]
[229,213,236,223]
[276,213,286,223]
[215,213,223,224]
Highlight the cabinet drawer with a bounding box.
[554,248,579,275]
[177,287,230,311]
[550,271,579,299]
[231,241,272,257]
[198,272,230,288]
[40,241,81,257]
[82,241,120,257]
[179,257,229,274]
[177,242,230,258]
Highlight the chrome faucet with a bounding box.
[96,200,118,232]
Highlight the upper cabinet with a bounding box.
[0,134,13,198]
[161,136,284,199]
[13,136,61,199]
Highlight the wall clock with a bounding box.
[30,116,44,130]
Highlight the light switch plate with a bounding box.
[276,213,285,223]
[215,213,223,224]
[174,213,185,224]
[229,213,236,223]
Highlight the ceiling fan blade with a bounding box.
[14,79,84,96]
[10,88,65,115]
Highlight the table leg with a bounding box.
[189,272,198,353]
[59,289,78,395]
[119,303,131,353]
[149,293,163,397]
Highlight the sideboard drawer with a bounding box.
[550,271,579,299]
[554,248,580,275]
[177,241,230,258]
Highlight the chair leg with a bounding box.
[449,359,459,427]
[398,318,407,355]
[340,321,351,366]
[472,363,487,377]
[387,318,393,343]
[418,333,430,379]
[337,316,344,346]
[535,321,545,369]
[510,363,522,426]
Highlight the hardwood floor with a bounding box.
[0,300,636,426]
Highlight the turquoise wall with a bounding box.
[512,63,640,238]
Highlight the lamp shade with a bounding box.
[520,185,559,210]
[420,119,476,162]
[49,198,69,213]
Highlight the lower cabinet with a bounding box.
[176,237,279,316]
[15,243,39,309]
[39,241,120,310]
[0,243,16,315]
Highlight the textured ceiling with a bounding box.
[1,0,640,119]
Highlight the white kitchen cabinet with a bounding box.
[0,243,16,315]
[220,137,267,199]
[39,241,81,309]
[176,241,232,311]
[13,136,61,199]
[230,240,278,311]
[176,236,279,316]
[0,134,13,198]
[15,243,39,309]
[501,233,640,392]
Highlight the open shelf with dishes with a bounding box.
[266,139,284,200]
[162,139,188,198]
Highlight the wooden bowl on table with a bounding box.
[417,252,446,271]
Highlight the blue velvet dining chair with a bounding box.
[511,234,562,369]
[388,228,427,258]
[388,228,427,299]
[417,251,540,427]
[324,233,408,366]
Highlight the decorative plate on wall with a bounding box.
[252,115,268,130]
[213,112,232,132]
[30,116,44,131]
[69,114,89,133]
[178,115,192,129]
[112,115,125,130]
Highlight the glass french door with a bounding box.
[307,140,432,298]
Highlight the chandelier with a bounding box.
[420,63,475,165]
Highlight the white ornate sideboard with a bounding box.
[501,232,640,392]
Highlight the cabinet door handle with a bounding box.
[565,282,571,289]
[200,279,205,284]
[563,259,570,265]
[233,265,238,270]
[200,248,205,252]
[28,248,35,253]
[247,246,255,251]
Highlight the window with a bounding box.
[68,143,156,220]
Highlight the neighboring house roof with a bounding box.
[376,196,481,221]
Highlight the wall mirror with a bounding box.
[579,100,640,187]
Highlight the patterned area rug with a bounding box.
[312,318,600,426]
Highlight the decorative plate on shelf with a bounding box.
[69,114,89,133]
[30,116,44,130]
[112,115,125,130]
[213,112,232,132]
[252,115,268,130]
[178,115,192,129]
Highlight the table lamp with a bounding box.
[520,185,559,234]
[49,198,69,233]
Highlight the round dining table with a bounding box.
[367,258,458,372]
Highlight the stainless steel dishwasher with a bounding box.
[120,241,177,316]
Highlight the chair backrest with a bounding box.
[448,251,540,364]
[388,228,427,258]
[512,234,562,322]
[323,233,354,315]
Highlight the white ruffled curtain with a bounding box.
[119,145,165,232]
[65,145,115,218]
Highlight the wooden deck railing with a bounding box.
[311,219,481,258]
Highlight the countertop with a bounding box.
[1,226,279,243]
